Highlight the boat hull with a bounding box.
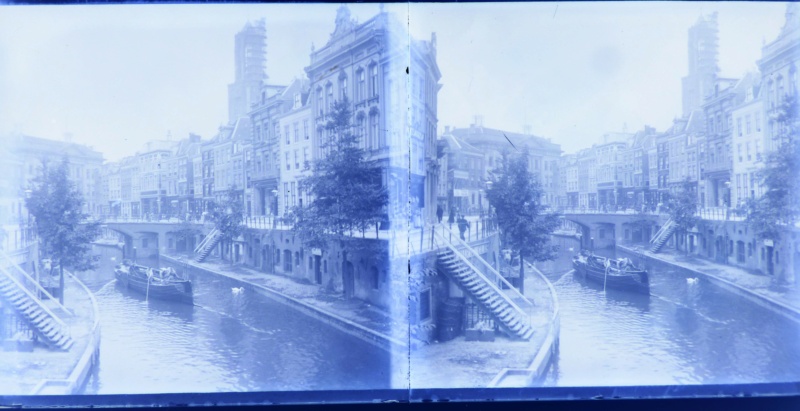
[114,268,193,304]
[572,257,649,294]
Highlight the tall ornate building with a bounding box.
[682,12,720,118]
[304,5,441,223]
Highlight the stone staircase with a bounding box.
[435,244,534,340]
[194,228,221,262]
[649,218,676,253]
[0,262,73,351]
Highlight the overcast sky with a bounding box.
[0,2,789,161]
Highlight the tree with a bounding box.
[171,218,201,254]
[486,152,559,295]
[206,187,245,264]
[666,177,700,255]
[25,158,100,305]
[746,96,800,241]
[292,97,388,289]
[629,206,656,244]
[745,95,799,282]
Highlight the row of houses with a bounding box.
[92,6,440,225]
[553,7,798,213]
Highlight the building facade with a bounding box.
[305,5,441,224]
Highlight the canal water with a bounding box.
[539,235,800,387]
[76,245,390,394]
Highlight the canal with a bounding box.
[75,245,390,394]
[539,235,800,387]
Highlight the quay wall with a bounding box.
[617,245,800,323]
[160,255,409,360]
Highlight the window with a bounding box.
[291,182,296,206]
[737,117,742,136]
[285,125,290,145]
[370,65,378,98]
[303,147,309,168]
[283,183,289,210]
[746,115,752,134]
[339,76,347,100]
[294,122,299,143]
[369,114,379,148]
[356,69,365,101]
[317,89,324,116]
[285,152,290,170]
[743,173,749,198]
[755,112,761,132]
[738,144,742,162]
[326,83,333,108]
[746,142,751,161]
[303,120,309,140]
[294,150,299,169]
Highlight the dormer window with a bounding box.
[294,93,301,109]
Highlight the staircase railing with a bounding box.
[0,249,71,317]
[431,224,534,325]
[194,228,219,254]
[0,264,69,331]
[649,219,674,245]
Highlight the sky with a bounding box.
[0,2,789,161]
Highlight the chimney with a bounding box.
[444,125,451,134]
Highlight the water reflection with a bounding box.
[78,245,390,394]
[542,236,800,387]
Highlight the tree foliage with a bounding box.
[206,186,245,262]
[25,158,100,304]
[292,96,388,251]
[746,95,800,241]
[486,151,559,293]
[171,218,201,253]
[666,177,700,253]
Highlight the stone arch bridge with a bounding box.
[102,221,211,260]
[559,211,663,250]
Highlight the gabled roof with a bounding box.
[15,134,104,161]
[450,126,561,153]
[440,133,481,155]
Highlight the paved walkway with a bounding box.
[619,244,800,317]
[0,275,96,395]
[167,252,553,389]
